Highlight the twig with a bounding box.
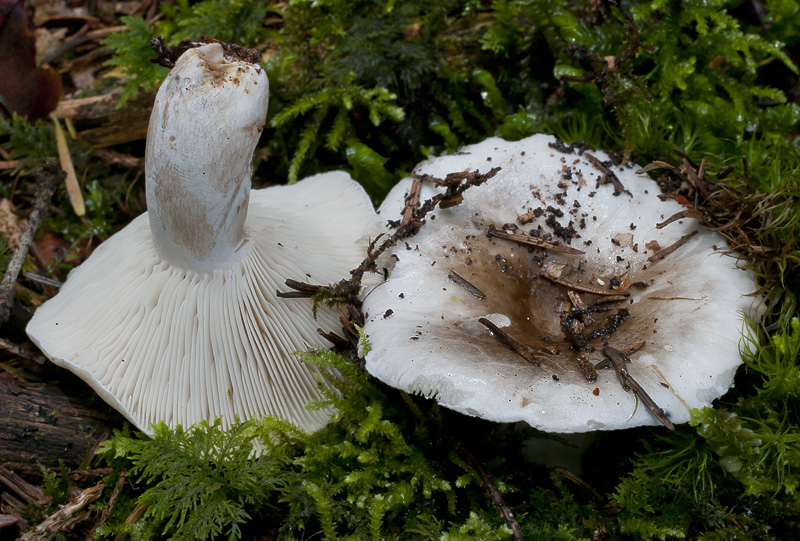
[585,153,631,197]
[539,272,630,297]
[601,346,674,430]
[576,352,598,382]
[646,230,698,263]
[552,467,603,502]
[20,482,104,540]
[0,160,61,324]
[456,443,523,541]
[568,291,595,326]
[0,515,19,527]
[0,464,47,504]
[489,228,585,255]
[90,472,126,539]
[400,177,423,227]
[479,318,540,366]
[0,337,48,365]
[276,278,323,299]
[448,270,485,300]
[656,209,705,229]
[595,340,645,369]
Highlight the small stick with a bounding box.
[317,328,351,349]
[602,347,674,430]
[456,442,523,541]
[400,177,423,227]
[20,482,104,540]
[489,228,585,255]
[539,272,630,297]
[552,467,603,502]
[448,270,485,300]
[624,371,676,430]
[276,278,324,298]
[585,153,631,197]
[576,352,597,382]
[602,346,631,391]
[22,272,63,288]
[0,337,48,365]
[656,209,704,229]
[595,340,645,369]
[646,230,698,263]
[568,291,595,325]
[620,341,646,356]
[0,160,61,324]
[0,464,47,504]
[479,318,540,366]
[91,472,127,538]
[592,295,629,305]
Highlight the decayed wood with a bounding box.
[0,377,118,477]
[51,91,156,148]
[20,481,103,541]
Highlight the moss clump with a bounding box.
[4,0,800,539]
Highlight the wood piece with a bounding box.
[0,377,117,477]
[576,352,597,382]
[20,481,103,540]
[448,270,485,300]
[646,230,698,263]
[93,471,126,533]
[0,514,19,527]
[539,272,630,297]
[0,464,46,504]
[595,341,645,369]
[0,338,47,365]
[489,228,585,255]
[400,177,423,227]
[52,91,156,148]
[456,443,523,541]
[517,210,538,224]
[567,291,595,325]
[479,318,540,366]
[656,209,704,229]
[584,153,631,197]
[601,347,675,430]
[276,278,323,299]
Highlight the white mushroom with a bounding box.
[362,134,761,433]
[27,43,378,435]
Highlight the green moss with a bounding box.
[96,351,594,540]
[5,0,800,538]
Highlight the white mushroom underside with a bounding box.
[28,172,376,435]
[363,135,761,432]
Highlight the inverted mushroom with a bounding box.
[362,134,761,433]
[27,43,378,434]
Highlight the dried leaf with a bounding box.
[0,0,61,120]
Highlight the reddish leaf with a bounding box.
[0,0,62,121]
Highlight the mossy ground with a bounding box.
[2,0,799,539]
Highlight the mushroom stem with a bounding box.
[145,43,269,271]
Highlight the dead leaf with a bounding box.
[0,0,62,120]
[0,198,25,249]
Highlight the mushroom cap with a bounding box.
[27,171,378,434]
[362,135,761,432]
